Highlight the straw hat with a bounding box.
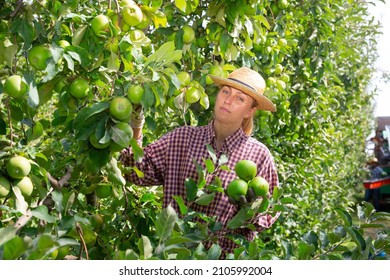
[367,157,379,165]
[210,67,276,112]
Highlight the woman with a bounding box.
[120,67,279,256]
[364,157,386,210]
